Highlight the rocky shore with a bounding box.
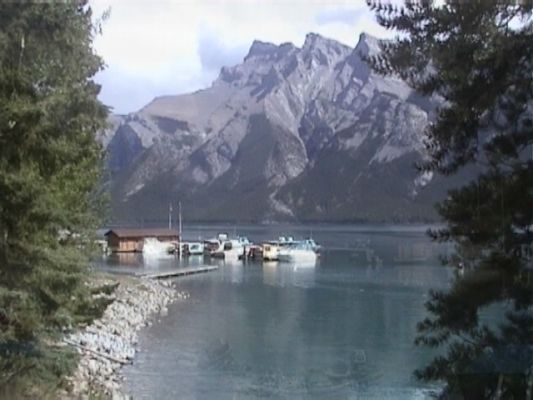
[63,275,189,399]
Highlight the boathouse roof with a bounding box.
[105,228,179,238]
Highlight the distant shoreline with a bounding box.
[100,221,445,231]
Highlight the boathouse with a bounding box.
[105,228,180,253]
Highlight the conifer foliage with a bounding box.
[368,1,533,398]
[0,0,107,352]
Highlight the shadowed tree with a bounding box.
[0,0,108,391]
[368,1,533,398]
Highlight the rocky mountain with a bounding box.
[102,32,454,223]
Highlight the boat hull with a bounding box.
[262,244,280,261]
[278,249,317,263]
[142,238,175,256]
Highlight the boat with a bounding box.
[181,241,204,256]
[278,236,321,254]
[278,242,318,263]
[262,243,280,261]
[246,244,263,260]
[142,237,175,256]
[204,236,222,255]
[303,238,321,254]
[188,242,204,256]
[278,236,294,246]
[205,234,249,260]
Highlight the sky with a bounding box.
[90,0,392,114]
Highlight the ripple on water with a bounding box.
[116,226,450,400]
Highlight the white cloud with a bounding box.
[315,7,365,26]
[90,0,391,114]
[197,27,249,72]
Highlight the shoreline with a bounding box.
[62,275,188,399]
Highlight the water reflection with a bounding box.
[262,262,316,288]
[184,254,205,267]
[107,252,143,267]
[99,252,147,275]
[226,263,244,284]
[140,253,179,273]
[262,262,278,286]
[106,225,452,399]
[394,242,434,263]
[142,252,174,262]
[100,252,205,274]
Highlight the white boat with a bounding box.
[205,234,249,260]
[278,236,294,246]
[188,242,204,255]
[278,243,317,263]
[262,243,280,261]
[142,237,175,256]
[278,237,321,254]
[182,241,204,256]
[303,238,321,254]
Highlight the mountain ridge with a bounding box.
[101,31,454,224]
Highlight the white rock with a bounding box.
[65,278,187,397]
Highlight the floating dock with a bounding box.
[139,266,218,279]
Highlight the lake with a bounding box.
[98,224,453,399]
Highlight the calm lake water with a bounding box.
[99,224,453,399]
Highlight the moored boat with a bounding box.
[246,244,263,260]
[142,237,175,256]
[181,241,204,256]
[205,233,249,260]
[278,242,318,263]
[278,237,320,254]
[188,242,204,255]
[302,238,321,254]
[262,243,280,261]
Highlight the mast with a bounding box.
[178,201,182,238]
[178,201,182,258]
[168,203,172,230]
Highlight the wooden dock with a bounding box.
[138,266,218,279]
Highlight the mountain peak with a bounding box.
[303,32,324,45]
[102,30,437,223]
[303,32,342,50]
[245,40,278,60]
[354,32,381,57]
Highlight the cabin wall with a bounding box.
[118,239,141,253]
[107,234,121,253]
[106,233,179,253]
[107,234,140,253]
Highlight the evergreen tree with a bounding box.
[0,0,107,377]
[368,1,533,398]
